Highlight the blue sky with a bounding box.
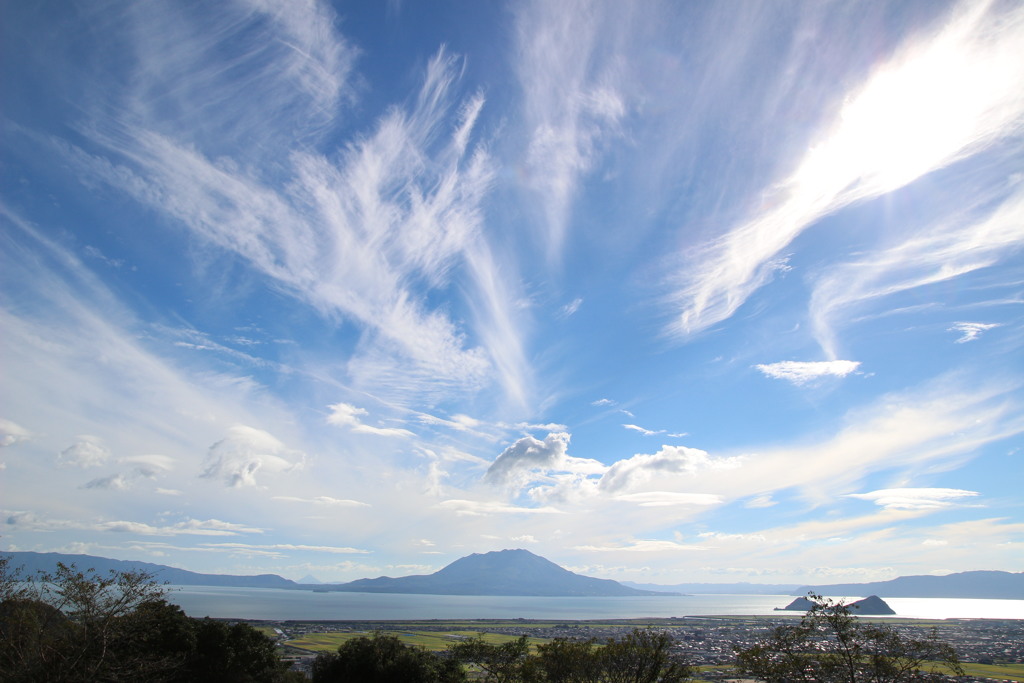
[2,0,1022,585]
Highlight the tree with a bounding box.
[312,631,465,683]
[531,637,604,683]
[0,556,302,682]
[598,629,690,683]
[0,558,171,681]
[448,634,531,683]
[735,594,963,682]
[452,629,690,683]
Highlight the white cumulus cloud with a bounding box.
[200,425,303,488]
[599,445,742,494]
[58,436,112,468]
[0,419,31,447]
[484,432,606,488]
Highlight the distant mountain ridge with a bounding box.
[1,551,297,588]
[797,570,1024,599]
[1,549,666,597]
[326,549,670,597]
[4,551,1019,600]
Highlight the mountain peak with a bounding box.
[334,549,668,596]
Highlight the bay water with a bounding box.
[164,586,1024,621]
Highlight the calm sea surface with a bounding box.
[164,587,1024,621]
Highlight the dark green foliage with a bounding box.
[532,637,603,682]
[303,630,692,683]
[598,629,690,683]
[0,598,79,682]
[734,593,964,682]
[185,618,295,682]
[449,634,532,682]
[312,631,466,682]
[450,629,690,683]
[0,555,301,682]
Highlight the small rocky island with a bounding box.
[777,595,896,615]
[776,596,816,612]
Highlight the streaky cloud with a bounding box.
[847,487,981,510]
[668,0,1024,340]
[200,542,370,555]
[613,492,721,508]
[326,403,414,439]
[755,360,860,385]
[733,378,1024,506]
[272,495,370,507]
[810,185,1024,357]
[66,41,529,407]
[576,540,704,553]
[108,0,356,152]
[438,499,563,516]
[514,0,628,259]
[949,321,1002,343]
[622,424,665,436]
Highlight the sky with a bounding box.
[1,0,1022,586]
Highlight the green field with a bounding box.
[958,661,1024,682]
[285,629,549,653]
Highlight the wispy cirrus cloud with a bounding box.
[847,487,981,510]
[479,376,1022,525]
[755,360,861,385]
[3,512,264,537]
[64,29,529,407]
[98,519,265,536]
[949,321,1002,343]
[669,0,1024,340]
[558,298,583,318]
[272,495,370,507]
[810,186,1024,357]
[200,542,370,555]
[437,499,564,516]
[623,424,665,436]
[111,0,356,152]
[513,0,628,258]
[576,540,704,553]
[326,403,414,439]
[612,492,722,508]
[732,378,1024,505]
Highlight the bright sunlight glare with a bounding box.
[793,1,1024,202]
